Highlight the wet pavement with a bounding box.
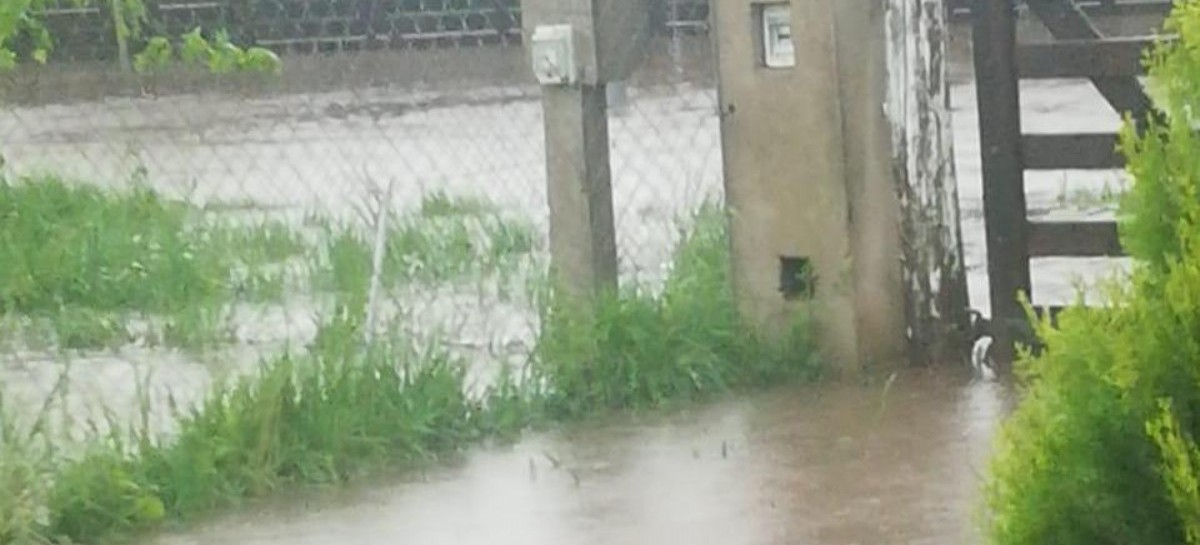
[151,371,1013,545]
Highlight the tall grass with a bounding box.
[0,175,307,349]
[0,391,56,545]
[0,340,486,543]
[1,331,500,544]
[0,178,536,352]
[0,188,820,544]
[313,191,538,299]
[531,202,821,418]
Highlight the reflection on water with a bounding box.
[152,370,1014,545]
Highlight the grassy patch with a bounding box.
[0,177,229,315]
[390,191,536,284]
[0,181,536,352]
[531,202,821,419]
[313,192,538,297]
[0,175,308,350]
[0,195,820,544]
[5,332,502,544]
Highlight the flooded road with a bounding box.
[151,371,1012,545]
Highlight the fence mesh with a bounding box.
[0,3,724,437]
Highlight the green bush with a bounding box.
[982,3,1200,543]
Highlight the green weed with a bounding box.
[0,195,820,545]
[0,175,307,350]
[40,332,492,544]
[531,202,820,419]
[314,192,538,295]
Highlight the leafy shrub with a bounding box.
[136,27,281,75]
[0,0,53,70]
[982,3,1200,544]
[2,0,281,75]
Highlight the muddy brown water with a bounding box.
[121,71,1115,542]
[0,73,1115,543]
[150,371,1013,545]
[0,22,1145,544]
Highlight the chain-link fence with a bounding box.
[0,2,724,438]
[27,0,711,60]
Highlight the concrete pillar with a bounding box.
[712,1,865,371]
[713,0,966,371]
[521,0,650,300]
[607,81,630,116]
[541,85,619,298]
[833,0,909,371]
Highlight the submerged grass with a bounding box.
[0,178,533,352]
[313,191,538,297]
[0,319,541,544]
[0,175,308,350]
[0,189,820,544]
[35,333,501,544]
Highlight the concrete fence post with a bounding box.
[540,84,619,299]
[713,0,968,372]
[521,0,651,301]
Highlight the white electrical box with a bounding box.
[762,4,795,69]
[530,24,577,86]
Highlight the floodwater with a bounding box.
[0,25,1141,545]
[121,71,1118,543]
[151,371,1013,545]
